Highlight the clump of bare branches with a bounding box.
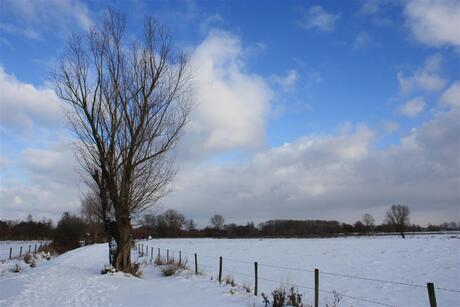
[262,287,304,307]
[53,8,191,273]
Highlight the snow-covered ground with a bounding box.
[0,243,258,307]
[142,234,460,307]
[0,241,50,260]
[0,235,458,306]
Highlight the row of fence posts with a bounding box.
[8,242,45,260]
[135,243,438,307]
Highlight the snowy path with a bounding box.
[0,244,257,307]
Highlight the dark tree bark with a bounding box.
[54,9,191,272]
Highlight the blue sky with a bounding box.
[0,0,459,226]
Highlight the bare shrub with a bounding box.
[325,290,343,307]
[223,275,235,287]
[23,253,36,267]
[154,255,167,266]
[261,287,304,307]
[159,258,188,276]
[160,264,180,276]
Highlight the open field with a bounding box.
[142,234,460,306]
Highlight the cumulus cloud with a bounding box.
[270,69,299,92]
[404,0,460,49]
[0,66,63,128]
[164,108,460,225]
[183,31,272,156]
[397,54,446,94]
[398,97,426,117]
[439,80,460,109]
[0,142,81,221]
[299,6,340,32]
[0,66,62,130]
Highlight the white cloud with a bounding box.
[299,6,340,32]
[404,0,460,49]
[398,97,426,117]
[0,142,81,221]
[271,70,299,92]
[164,108,460,225]
[397,54,446,94]
[0,66,63,130]
[184,31,272,156]
[439,80,460,108]
[3,0,92,34]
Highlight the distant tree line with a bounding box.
[0,214,53,240]
[131,205,460,239]
[2,205,459,241]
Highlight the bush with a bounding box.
[52,212,87,253]
[159,258,188,276]
[262,287,304,307]
[223,275,235,287]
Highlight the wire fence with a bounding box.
[0,241,50,261]
[133,241,459,307]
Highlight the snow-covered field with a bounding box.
[142,234,460,307]
[0,235,458,307]
[0,241,50,260]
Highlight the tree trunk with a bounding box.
[112,215,133,273]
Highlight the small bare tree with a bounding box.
[385,205,410,238]
[362,213,375,235]
[54,9,191,272]
[210,214,225,230]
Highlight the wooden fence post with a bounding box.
[28,245,31,253]
[151,248,153,260]
[158,248,160,258]
[194,253,198,275]
[179,251,182,264]
[34,244,37,253]
[427,283,437,307]
[254,262,258,296]
[19,246,22,257]
[167,249,169,262]
[219,256,223,283]
[314,269,319,307]
[9,247,12,260]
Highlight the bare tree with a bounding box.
[385,204,410,238]
[53,9,191,272]
[162,209,186,236]
[210,214,225,230]
[362,213,375,235]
